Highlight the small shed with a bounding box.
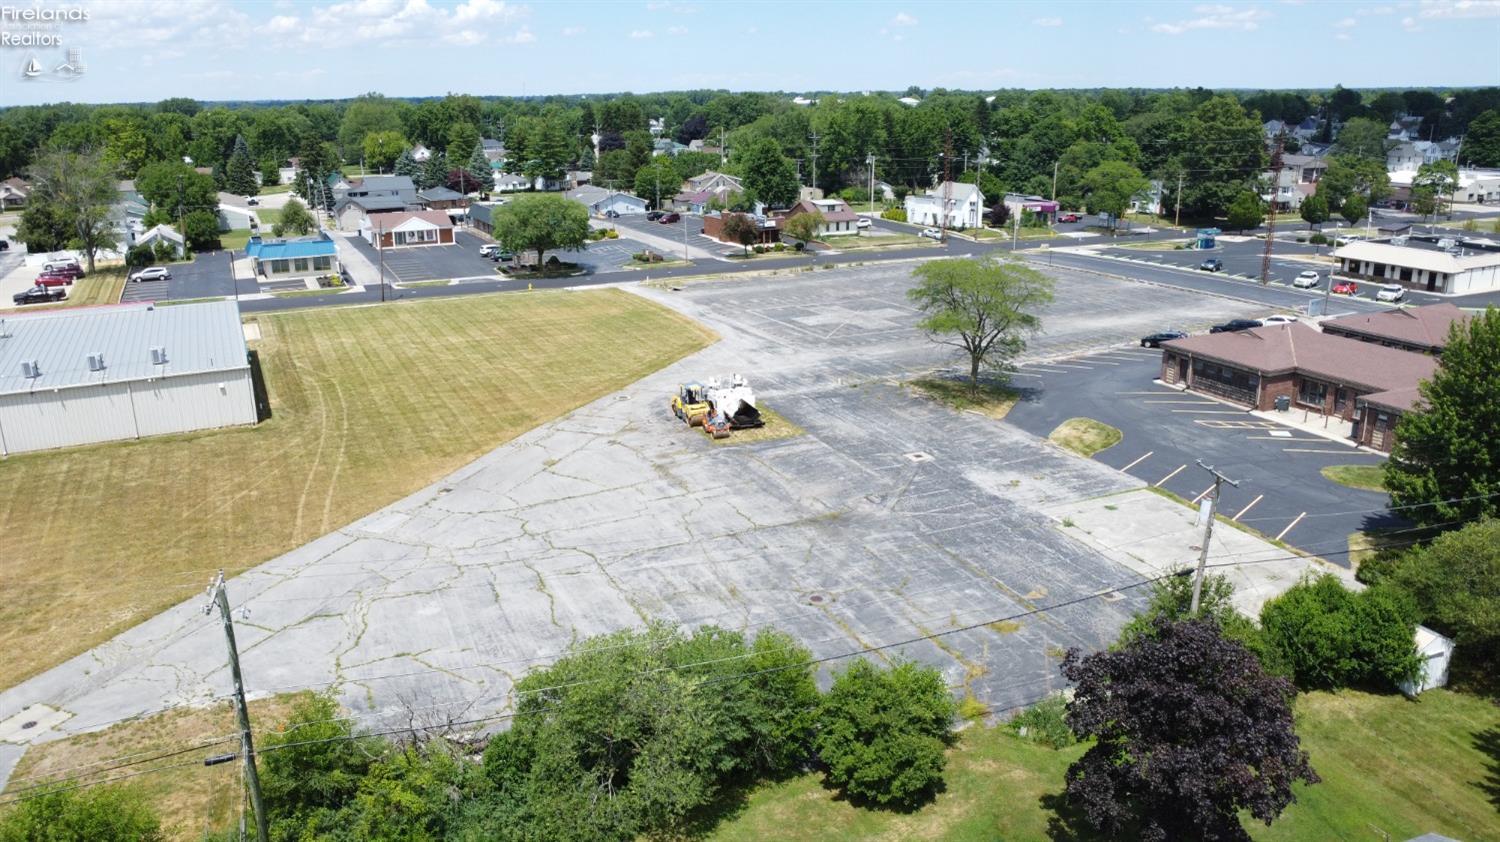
[1398,625,1455,697]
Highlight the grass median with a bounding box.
[0,289,717,690]
[1320,463,1386,492]
[907,376,1020,420]
[1049,417,1122,456]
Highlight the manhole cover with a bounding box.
[20,720,37,730]
[807,594,826,605]
[904,451,934,463]
[1098,591,1125,603]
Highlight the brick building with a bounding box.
[1320,303,1469,355]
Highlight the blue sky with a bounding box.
[3,0,1497,106]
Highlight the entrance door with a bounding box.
[1177,357,1188,383]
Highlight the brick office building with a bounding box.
[1319,302,1469,355]
[1159,322,1438,452]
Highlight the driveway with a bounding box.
[346,230,496,283]
[119,251,238,303]
[1004,348,1394,561]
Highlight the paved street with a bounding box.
[0,262,1333,770]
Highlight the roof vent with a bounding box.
[21,360,41,379]
[87,352,105,372]
[150,346,167,365]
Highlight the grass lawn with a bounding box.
[258,182,293,195]
[0,290,716,690]
[2,694,311,841]
[2,267,126,314]
[272,288,351,298]
[398,279,453,288]
[822,234,931,249]
[1048,417,1122,456]
[218,228,253,252]
[1320,463,1386,492]
[702,689,1500,842]
[710,406,805,446]
[907,377,1020,420]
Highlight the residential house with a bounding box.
[703,212,781,246]
[333,175,418,207]
[1332,239,1500,295]
[276,158,300,186]
[1158,321,1440,453]
[1387,140,1449,173]
[0,177,29,209]
[493,170,529,192]
[245,232,339,280]
[648,117,665,137]
[136,224,186,258]
[412,144,432,163]
[672,171,748,213]
[653,138,688,156]
[217,204,259,233]
[1387,116,1424,141]
[565,171,592,189]
[564,185,648,216]
[897,96,920,107]
[418,185,470,211]
[336,196,411,232]
[1292,116,1321,141]
[780,198,859,237]
[906,182,985,229]
[1263,119,1288,139]
[480,138,505,162]
[363,210,455,248]
[1320,303,1470,355]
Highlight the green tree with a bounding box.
[447,121,481,160]
[907,255,1055,396]
[338,92,405,159]
[1177,96,1266,218]
[1299,193,1329,230]
[720,211,761,256]
[1117,572,1275,669]
[814,659,955,808]
[0,787,163,842]
[392,148,421,182]
[1333,116,1390,162]
[259,155,282,188]
[1340,193,1367,227]
[1464,109,1500,167]
[15,201,72,252]
[1080,160,1150,230]
[135,160,217,219]
[293,138,339,211]
[1226,190,1264,233]
[361,130,407,173]
[736,136,799,208]
[419,151,448,191]
[516,116,573,183]
[491,193,589,267]
[1259,574,1421,689]
[1385,307,1500,527]
[260,693,384,840]
[24,147,119,272]
[466,140,490,186]
[1318,155,1391,210]
[1410,186,1438,220]
[634,157,679,208]
[181,209,220,251]
[273,198,316,238]
[225,135,259,197]
[1413,159,1459,219]
[783,209,824,244]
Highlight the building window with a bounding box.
[1298,378,1328,407]
[313,256,331,271]
[1335,387,1348,413]
[294,258,309,272]
[271,259,289,274]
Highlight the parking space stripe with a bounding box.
[1190,483,1216,504]
[1275,512,1307,541]
[1154,464,1186,486]
[1170,410,1247,414]
[1232,495,1264,521]
[1283,448,1360,454]
[1119,451,1153,472]
[1144,399,1218,404]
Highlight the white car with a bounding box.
[920,227,943,240]
[1292,270,1321,289]
[478,244,500,257]
[1260,314,1298,327]
[129,267,170,283]
[1376,284,1406,302]
[856,217,872,229]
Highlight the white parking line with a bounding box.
[1170,409,1247,414]
[1120,451,1153,472]
[1275,512,1307,541]
[1190,483,1216,504]
[1154,464,1187,486]
[1283,448,1361,454]
[1232,495,1264,520]
[1144,399,1218,405]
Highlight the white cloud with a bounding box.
[1401,14,1423,28]
[505,26,536,43]
[1334,16,1357,26]
[452,0,523,24]
[667,25,688,34]
[561,25,584,35]
[890,11,918,26]
[1033,16,1063,26]
[1417,0,1500,18]
[1150,4,1270,34]
[87,0,252,47]
[629,29,654,38]
[444,29,485,45]
[266,15,300,33]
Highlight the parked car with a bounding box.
[34,273,71,287]
[1292,270,1321,289]
[1140,330,1187,348]
[1058,212,1081,223]
[479,244,501,258]
[604,209,620,218]
[1260,314,1298,326]
[42,260,81,276]
[13,285,65,305]
[1376,283,1406,302]
[919,227,943,239]
[1209,318,1263,334]
[246,197,260,206]
[0,239,10,251]
[646,210,665,221]
[659,212,681,224]
[1331,280,1359,295]
[490,249,514,262]
[856,217,872,229]
[129,266,171,283]
[1198,258,1223,272]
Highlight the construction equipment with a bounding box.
[703,374,764,438]
[671,382,711,427]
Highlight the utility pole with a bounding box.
[682,211,689,262]
[719,126,726,168]
[204,571,269,842]
[940,129,953,242]
[1260,134,1284,286]
[378,224,386,303]
[1051,160,1059,202]
[1188,461,1240,616]
[808,131,819,193]
[1174,172,1184,228]
[867,153,877,214]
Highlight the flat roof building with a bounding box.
[0,301,258,455]
[1332,239,1500,296]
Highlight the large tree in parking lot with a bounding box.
[491,193,589,268]
[907,255,1054,396]
[22,147,119,272]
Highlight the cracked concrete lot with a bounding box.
[0,262,1270,777]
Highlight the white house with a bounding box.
[564,185,648,216]
[136,224,186,257]
[905,181,985,229]
[1387,140,1450,173]
[412,143,432,163]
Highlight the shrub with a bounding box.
[774,242,786,251]
[1259,574,1421,690]
[1008,694,1075,748]
[126,244,155,268]
[606,229,618,238]
[1309,233,1329,244]
[880,208,907,223]
[814,659,955,809]
[260,693,386,837]
[0,786,164,842]
[1118,572,1276,670]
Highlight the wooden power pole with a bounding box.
[205,571,269,842]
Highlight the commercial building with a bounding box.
[363,210,455,248]
[1320,303,1470,355]
[1332,239,1500,295]
[246,232,340,280]
[1159,321,1439,453]
[0,301,258,455]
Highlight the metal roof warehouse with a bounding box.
[0,300,258,455]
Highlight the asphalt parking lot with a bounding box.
[1004,348,1394,562]
[574,240,640,273]
[119,251,237,303]
[346,229,495,283]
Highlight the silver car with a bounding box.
[129,266,171,283]
[1292,270,1321,289]
[1376,283,1406,302]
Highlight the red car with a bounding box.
[1058,213,1081,223]
[659,212,681,224]
[1331,280,1359,295]
[34,273,72,287]
[44,263,84,280]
